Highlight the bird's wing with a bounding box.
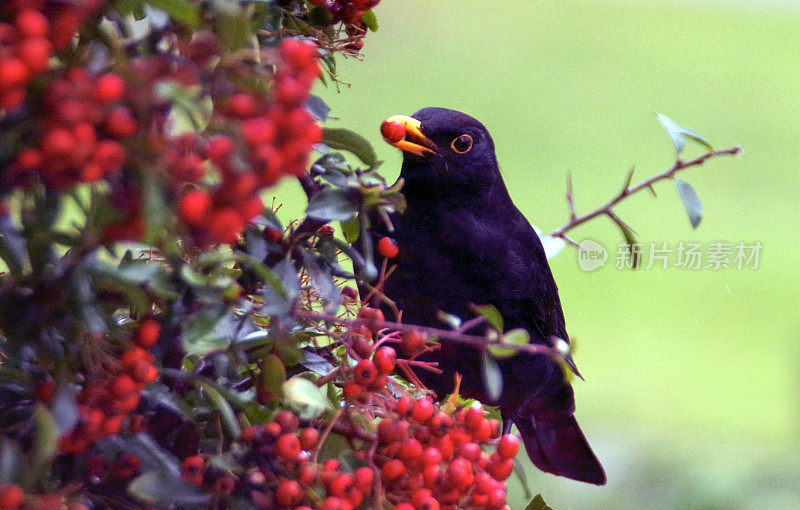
[498,212,582,377]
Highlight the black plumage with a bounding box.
[368,107,606,485]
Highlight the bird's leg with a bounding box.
[501,410,513,436]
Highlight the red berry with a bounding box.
[447,457,473,489]
[206,134,234,165]
[319,497,348,510]
[489,457,514,481]
[274,410,299,433]
[0,484,24,510]
[275,478,302,506]
[497,434,520,460]
[208,208,244,244]
[488,487,506,508]
[15,9,49,38]
[381,459,405,481]
[135,319,160,348]
[92,140,126,174]
[298,427,319,450]
[16,37,51,73]
[372,346,396,374]
[402,330,426,356]
[328,473,352,497]
[377,236,399,258]
[464,406,484,430]
[111,374,138,398]
[394,504,414,510]
[352,466,373,493]
[228,93,257,118]
[42,128,76,158]
[353,359,377,387]
[412,397,435,423]
[178,189,211,226]
[380,120,405,143]
[459,441,482,462]
[95,73,126,103]
[131,359,158,384]
[241,116,275,147]
[420,446,442,467]
[275,433,301,462]
[398,438,423,463]
[181,456,205,483]
[106,106,137,138]
[342,381,364,400]
[472,418,493,442]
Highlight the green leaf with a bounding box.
[675,179,702,228]
[200,382,242,439]
[489,328,529,359]
[657,113,713,153]
[525,494,553,510]
[262,354,286,403]
[437,311,461,329]
[340,217,360,243]
[28,405,58,485]
[481,351,503,402]
[283,376,333,420]
[362,9,379,31]
[128,471,210,505]
[513,457,533,500]
[306,95,331,121]
[302,251,341,309]
[322,128,378,166]
[145,0,201,29]
[306,188,359,222]
[471,304,504,332]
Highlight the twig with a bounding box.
[550,147,742,240]
[293,309,555,357]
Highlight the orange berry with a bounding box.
[135,318,160,348]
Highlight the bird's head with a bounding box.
[381,107,500,195]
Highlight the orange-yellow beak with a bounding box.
[381,115,438,157]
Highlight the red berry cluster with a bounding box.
[8,69,130,190]
[375,400,517,510]
[176,38,322,246]
[58,320,160,454]
[0,1,103,110]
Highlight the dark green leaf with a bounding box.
[322,128,378,166]
[481,351,503,402]
[525,494,553,510]
[51,385,78,434]
[0,214,26,278]
[471,304,504,332]
[128,471,210,505]
[675,179,702,228]
[145,0,201,29]
[361,9,379,31]
[200,382,241,439]
[437,311,461,329]
[0,440,21,485]
[302,251,341,309]
[262,354,285,402]
[306,188,359,222]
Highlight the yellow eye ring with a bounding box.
[450,134,473,154]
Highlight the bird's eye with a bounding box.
[450,134,473,154]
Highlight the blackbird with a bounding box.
[367,107,606,485]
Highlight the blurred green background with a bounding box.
[272,0,800,508]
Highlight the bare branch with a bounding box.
[550,146,741,241]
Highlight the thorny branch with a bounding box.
[293,309,559,358]
[550,146,742,247]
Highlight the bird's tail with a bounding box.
[514,410,606,485]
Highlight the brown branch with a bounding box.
[550,147,742,241]
[293,309,556,357]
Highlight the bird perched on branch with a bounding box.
[369,107,605,485]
